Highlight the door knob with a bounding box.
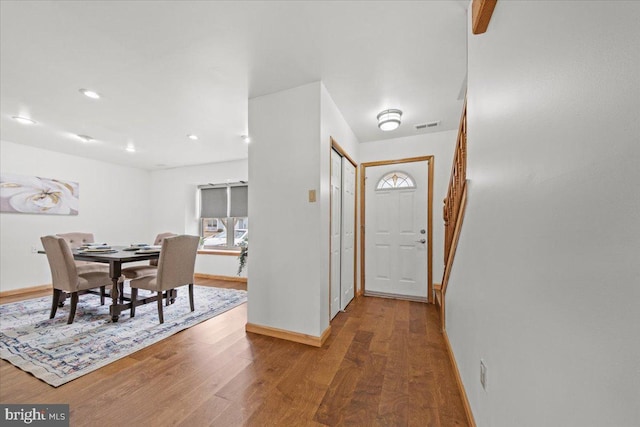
[415,239,426,244]
[420,229,426,234]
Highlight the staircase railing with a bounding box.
[436,99,468,328]
[444,101,467,267]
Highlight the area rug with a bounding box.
[0,286,247,387]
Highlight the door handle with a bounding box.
[415,239,426,244]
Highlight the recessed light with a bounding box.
[126,145,136,153]
[187,134,199,141]
[79,88,101,99]
[12,116,37,125]
[241,135,251,143]
[76,134,95,143]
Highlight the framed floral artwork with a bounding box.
[0,173,79,215]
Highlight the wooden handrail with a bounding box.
[441,182,467,297]
[437,98,468,331]
[443,100,467,269]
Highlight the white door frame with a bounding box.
[360,156,434,304]
[329,138,358,319]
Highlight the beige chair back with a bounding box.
[156,235,199,291]
[150,232,177,266]
[56,232,95,249]
[41,235,79,292]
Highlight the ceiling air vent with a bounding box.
[415,121,440,130]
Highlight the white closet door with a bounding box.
[340,159,356,310]
[330,149,342,319]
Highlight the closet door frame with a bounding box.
[329,137,358,320]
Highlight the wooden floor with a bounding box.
[0,278,468,426]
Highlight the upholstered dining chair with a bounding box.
[149,232,177,266]
[121,232,177,280]
[56,231,107,302]
[119,232,177,304]
[57,232,99,266]
[41,235,112,324]
[56,232,95,249]
[129,235,199,324]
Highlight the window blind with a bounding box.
[200,187,227,218]
[230,185,248,217]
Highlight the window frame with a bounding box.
[375,171,417,190]
[198,182,248,252]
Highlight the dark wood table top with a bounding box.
[71,246,160,263]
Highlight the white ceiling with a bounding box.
[0,1,468,170]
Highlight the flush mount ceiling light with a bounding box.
[126,145,136,153]
[187,134,199,141]
[79,88,101,99]
[377,109,403,131]
[76,134,95,143]
[12,116,37,125]
[241,135,251,144]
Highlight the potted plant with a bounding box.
[237,241,248,276]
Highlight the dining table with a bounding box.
[71,246,165,322]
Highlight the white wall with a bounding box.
[248,81,359,338]
[148,159,248,278]
[448,2,640,426]
[0,140,151,291]
[248,82,323,337]
[359,130,457,287]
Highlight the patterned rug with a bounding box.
[0,286,247,387]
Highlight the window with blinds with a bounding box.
[199,184,248,249]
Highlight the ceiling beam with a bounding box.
[472,0,498,35]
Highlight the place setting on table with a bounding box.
[76,242,117,254]
[77,242,161,254]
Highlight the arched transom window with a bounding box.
[375,171,416,190]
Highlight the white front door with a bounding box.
[364,161,428,300]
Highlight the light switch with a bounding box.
[308,190,316,203]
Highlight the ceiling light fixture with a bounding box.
[241,135,251,144]
[79,88,101,99]
[76,134,95,143]
[187,134,199,141]
[126,145,136,153]
[377,109,403,131]
[12,116,37,125]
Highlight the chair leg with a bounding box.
[67,292,79,324]
[58,291,66,307]
[100,286,106,305]
[119,282,125,303]
[189,284,194,312]
[130,287,138,318]
[50,289,62,319]
[166,289,172,306]
[157,291,164,324]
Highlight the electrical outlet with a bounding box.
[480,359,488,391]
